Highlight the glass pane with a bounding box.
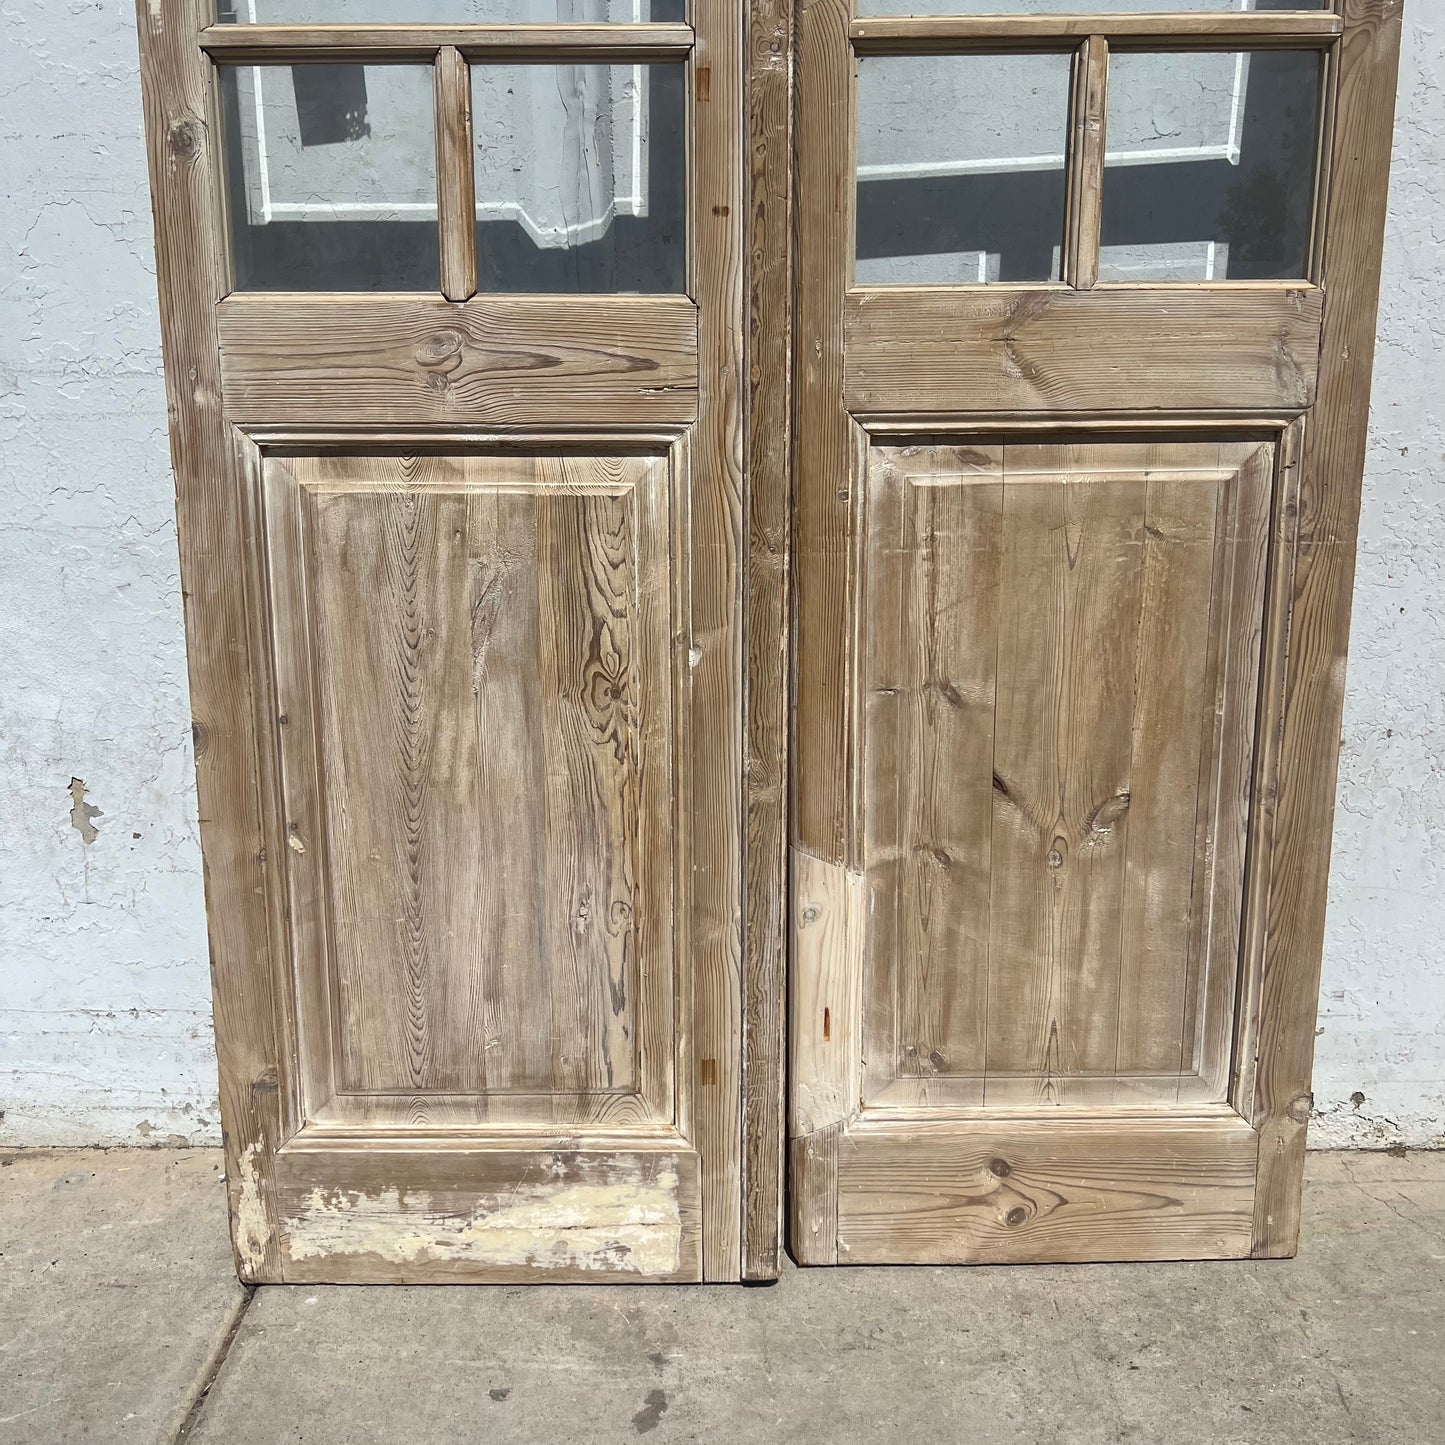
[472,65,686,293]
[216,1,685,21]
[1100,50,1323,282]
[858,0,1322,14]
[855,54,1071,286]
[220,65,437,291]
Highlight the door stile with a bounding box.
[740,0,796,1280]
[1246,0,1403,1258]
[137,0,286,1283]
[690,0,747,1282]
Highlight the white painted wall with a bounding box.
[1,1,1440,1149]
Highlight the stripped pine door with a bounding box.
[789,1,1401,1264]
[137,2,753,1281]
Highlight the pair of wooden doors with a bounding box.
[136,0,1400,1282]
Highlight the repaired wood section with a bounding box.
[844,288,1324,415]
[218,294,698,428]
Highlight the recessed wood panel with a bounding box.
[861,439,1272,1110]
[262,451,675,1130]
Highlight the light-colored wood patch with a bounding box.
[285,1169,684,1275]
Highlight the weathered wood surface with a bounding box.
[1247,0,1404,1259]
[836,1117,1257,1265]
[262,452,674,1129]
[792,0,854,866]
[690,0,747,1281]
[860,440,1270,1111]
[275,1144,702,1283]
[433,47,476,304]
[843,288,1325,415]
[218,294,699,428]
[136,0,285,1283]
[741,0,794,1282]
[199,22,695,62]
[849,12,1342,50]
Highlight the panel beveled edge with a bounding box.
[217,293,700,429]
[843,286,1324,416]
[851,432,1279,1120]
[249,445,686,1137]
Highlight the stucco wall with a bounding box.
[1,1,1440,1148]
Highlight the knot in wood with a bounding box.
[167,116,204,162]
[415,329,466,371]
[1004,1206,1029,1227]
[988,1157,1011,1179]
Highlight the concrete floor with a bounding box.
[1,1150,1440,1445]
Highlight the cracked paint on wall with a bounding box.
[0,1,1441,1148]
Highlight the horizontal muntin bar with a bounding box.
[200,22,694,63]
[850,12,1342,53]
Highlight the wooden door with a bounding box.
[789,0,1401,1264]
[137,2,750,1282]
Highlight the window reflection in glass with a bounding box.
[1099,50,1323,283]
[220,64,438,291]
[855,53,1072,285]
[471,64,686,293]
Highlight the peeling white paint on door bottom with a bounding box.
[232,1142,272,1272]
[283,1170,684,1274]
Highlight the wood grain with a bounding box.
[275,1141,702,1283]
[741,0,794,1283]
[200,22,695,62]
[792,0,853,864]
[789,849,862,1138]
[690,0,747,1281]
[1248,0,1404,1259]
[433,47,476,303]
[263,452,674,1128]
[1065,38,1108,291]
[218,294,698,428]
[136,0,286,1283]
[849,13,1341,50]
[855,441,1270,1112]
[844,288,1325,415]
[836,1116,1257,1265]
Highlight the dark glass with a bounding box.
[855,53,1071,285]
[220,64,438,291]
[1099,50,1324,282]
[471,64,686,293]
